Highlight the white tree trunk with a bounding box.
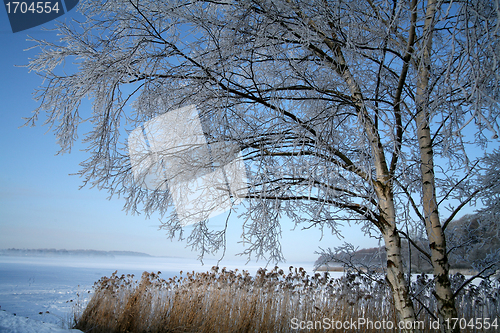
[417,117,459,333]
[379,198,420,333]
[415,0,459,331]
[335,41,420,331]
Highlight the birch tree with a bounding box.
[27,0,499,331]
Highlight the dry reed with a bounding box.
[75,267,499,333]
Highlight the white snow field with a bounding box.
[0,310,83,333]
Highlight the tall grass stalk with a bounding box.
[75,267,499,332]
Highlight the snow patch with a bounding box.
[0,310,83,333]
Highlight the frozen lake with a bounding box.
[0,254,315,328]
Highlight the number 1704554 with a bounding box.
[444,318,498,330]
[5,1,60,14]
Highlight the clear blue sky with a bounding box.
[3,4,466,264]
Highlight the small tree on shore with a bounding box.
[27,0,499,331]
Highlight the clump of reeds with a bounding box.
[74,267,500,333]
[75,266,395,332]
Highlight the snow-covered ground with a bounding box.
[0,254,314,332]
[0,310,83,333]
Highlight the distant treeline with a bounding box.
[0,248,152,258]
[317,214,500,274]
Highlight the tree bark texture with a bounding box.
[336,39,420,333]
[415,0,459,331]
